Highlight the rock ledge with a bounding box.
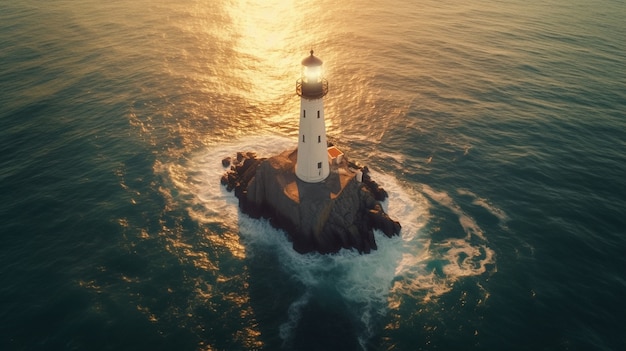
[221,149,401,254]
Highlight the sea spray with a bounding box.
[164,135,497,347]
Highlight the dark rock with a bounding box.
[236,152,243,162]
[221,149,401,254]
[221,157,232,167]
[361,166,389,201]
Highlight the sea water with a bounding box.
[1,0,624,350]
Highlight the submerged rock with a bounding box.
[221,148,401,254]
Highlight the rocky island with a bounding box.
[221,148,401,254]
[219,51,401,254]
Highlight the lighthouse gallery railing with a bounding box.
[296,78,329,99]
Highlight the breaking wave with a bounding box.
[163,135,498,349]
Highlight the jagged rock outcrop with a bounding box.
[221,149,401,254]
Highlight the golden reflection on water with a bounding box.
[224,0,305,125]
[136,2,427,348]
[143,0,399,152]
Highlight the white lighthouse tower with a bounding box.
[295,50,330,183]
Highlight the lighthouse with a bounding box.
[221,50,402,254]
[295,50,330,183]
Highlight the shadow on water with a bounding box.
[245,244,371,351]
[290,298,362,351]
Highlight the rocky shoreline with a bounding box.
[221,149,401,254]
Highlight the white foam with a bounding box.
[457,188,509,225]
[279,290,312,343]
[185,135,294,226]
[421,183,486,240]
[387,183,497,307]
[159,135,496,347]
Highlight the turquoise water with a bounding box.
[1,0,625,350]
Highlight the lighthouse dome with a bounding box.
[301,50,323,67]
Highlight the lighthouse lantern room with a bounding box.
[295,50,330,183]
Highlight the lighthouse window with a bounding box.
[317,162,322,169]
[303,110,306,118]
[302,135,305,143]
[317,111,320,118]
[318,135,321,143]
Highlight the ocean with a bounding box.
[1,0,624,350]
